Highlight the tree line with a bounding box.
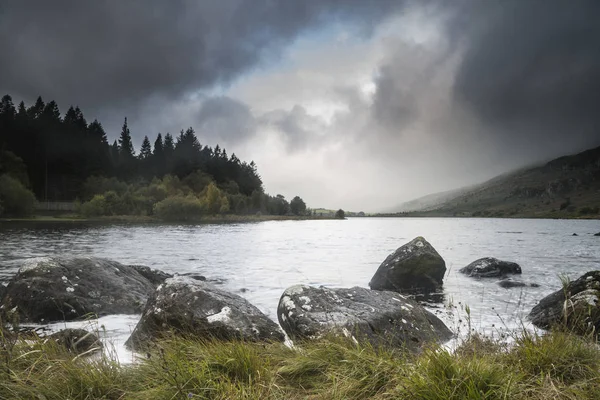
[0,94,309,218]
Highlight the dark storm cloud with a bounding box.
[0,0,402,112]
[194,96,256,147]
[451,0,600,150]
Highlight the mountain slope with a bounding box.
[397,145,600,218]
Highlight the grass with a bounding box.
[2,327,600,399]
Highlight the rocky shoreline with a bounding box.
[1,236,598,354]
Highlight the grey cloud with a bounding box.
[259,105,327,152]
[194,96,256,147]
[0,0,404,113]
[451,0,600,153]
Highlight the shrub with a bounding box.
[80,194,108,217]
[153,195,205,221]
[81,176,128,201]
[0,174,36,217]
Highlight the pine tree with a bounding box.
[88,120,108,146]
[63,106,78,126]
[163,133,174,154]
[0,95,16,118]
[118,117,135,160]
[17,101,26,117]
[110,140,119,165]
[42,101,61,122]
[27,96,45,119]
[139,136,152,159]
[153,133,164,156]
[74,106,87,130]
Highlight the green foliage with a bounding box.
[0,94,267,202]
[153,195,205,221]
[289,196,307,216]
[335,209,346,219]
[81,176,129,201]
[0,150,29,187]
[0,174,36,217]
[267,194,289,215]
[79,194,108,217]
[204,182,229,214]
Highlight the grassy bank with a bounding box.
[1,328,600,399]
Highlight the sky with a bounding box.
[1,0,599,212]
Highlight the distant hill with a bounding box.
[393,145,600,218]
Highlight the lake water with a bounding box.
[1,218,599,361]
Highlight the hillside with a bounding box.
[395,145,600,218]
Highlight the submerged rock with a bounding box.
[278,285,452,351]
[47,328,102,354]
[126,276,283,350]
[497,278,539,289]
[529,271,600,336]
[369,236,446,292]
[0,257,165,323]
[459,257,521,278]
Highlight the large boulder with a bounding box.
[369,236,446,292]
[126,276,284,350]
[459,257,521,278]
[278,285,453,351]
[0,257,166,323]
[529,271,600,336]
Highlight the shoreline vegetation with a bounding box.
[0,213,339,224]
[0,94,348,223]
[1,326,600,399]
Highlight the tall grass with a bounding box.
[1,325,600,399]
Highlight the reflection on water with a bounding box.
[1,217,599,355]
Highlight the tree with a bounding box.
[0,95,16,118]
[139,136,152,160]
[88,119,109,147]
[0,174,36,217]
[27,96,45,119]
[118,117,135,160]
[290,196,307,216]
[335,209,345,219]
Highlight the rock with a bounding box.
[176,272,206,281]
[459,257,521,278]
[572,233,579,236]
[529,271,600,335]
[130,265,172,285]
[594,232,600,236]
[0,257,163,323]
[125,276,283,350]
[369,236,446,292]
[278,285,452,351]
[47,328,102,354]
[497,278,539,289]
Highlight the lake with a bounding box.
[1,217,599,361]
